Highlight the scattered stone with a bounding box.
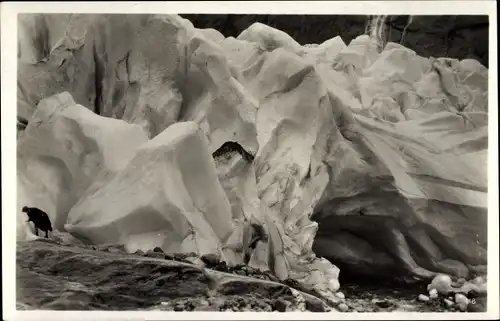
[455,293,468,304]
[305,299,326,312]
[134,249,144,256]
[418,294,430,302]
[98,244,126,253]
[152,246,164,253]
[273,297,290,312]
[334,291,345,300]
[107,247,123,254]
[455,293,469,311]
[337,303,349,312]
[443,298,454,308]
[208,297,225,307]
[470,276,486,285]
[214,261,229,272]
[428,274,452,295]
[429,288,439,299]
[195,304,212,311]
[144,250,165,259]
[375,299,392,309]
[268,274,281,282]
[36,238,59,245]
[246,266,256,274]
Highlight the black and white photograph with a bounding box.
[2,1,498,320]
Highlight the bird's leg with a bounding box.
[45,230,49,238]
[35,228,39,236]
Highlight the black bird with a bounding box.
[22,206,53,238]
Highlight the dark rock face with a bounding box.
[212,141,255,163]
[180,14,489,67]
[385,15,489,67]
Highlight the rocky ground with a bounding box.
[17,239,487,312]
